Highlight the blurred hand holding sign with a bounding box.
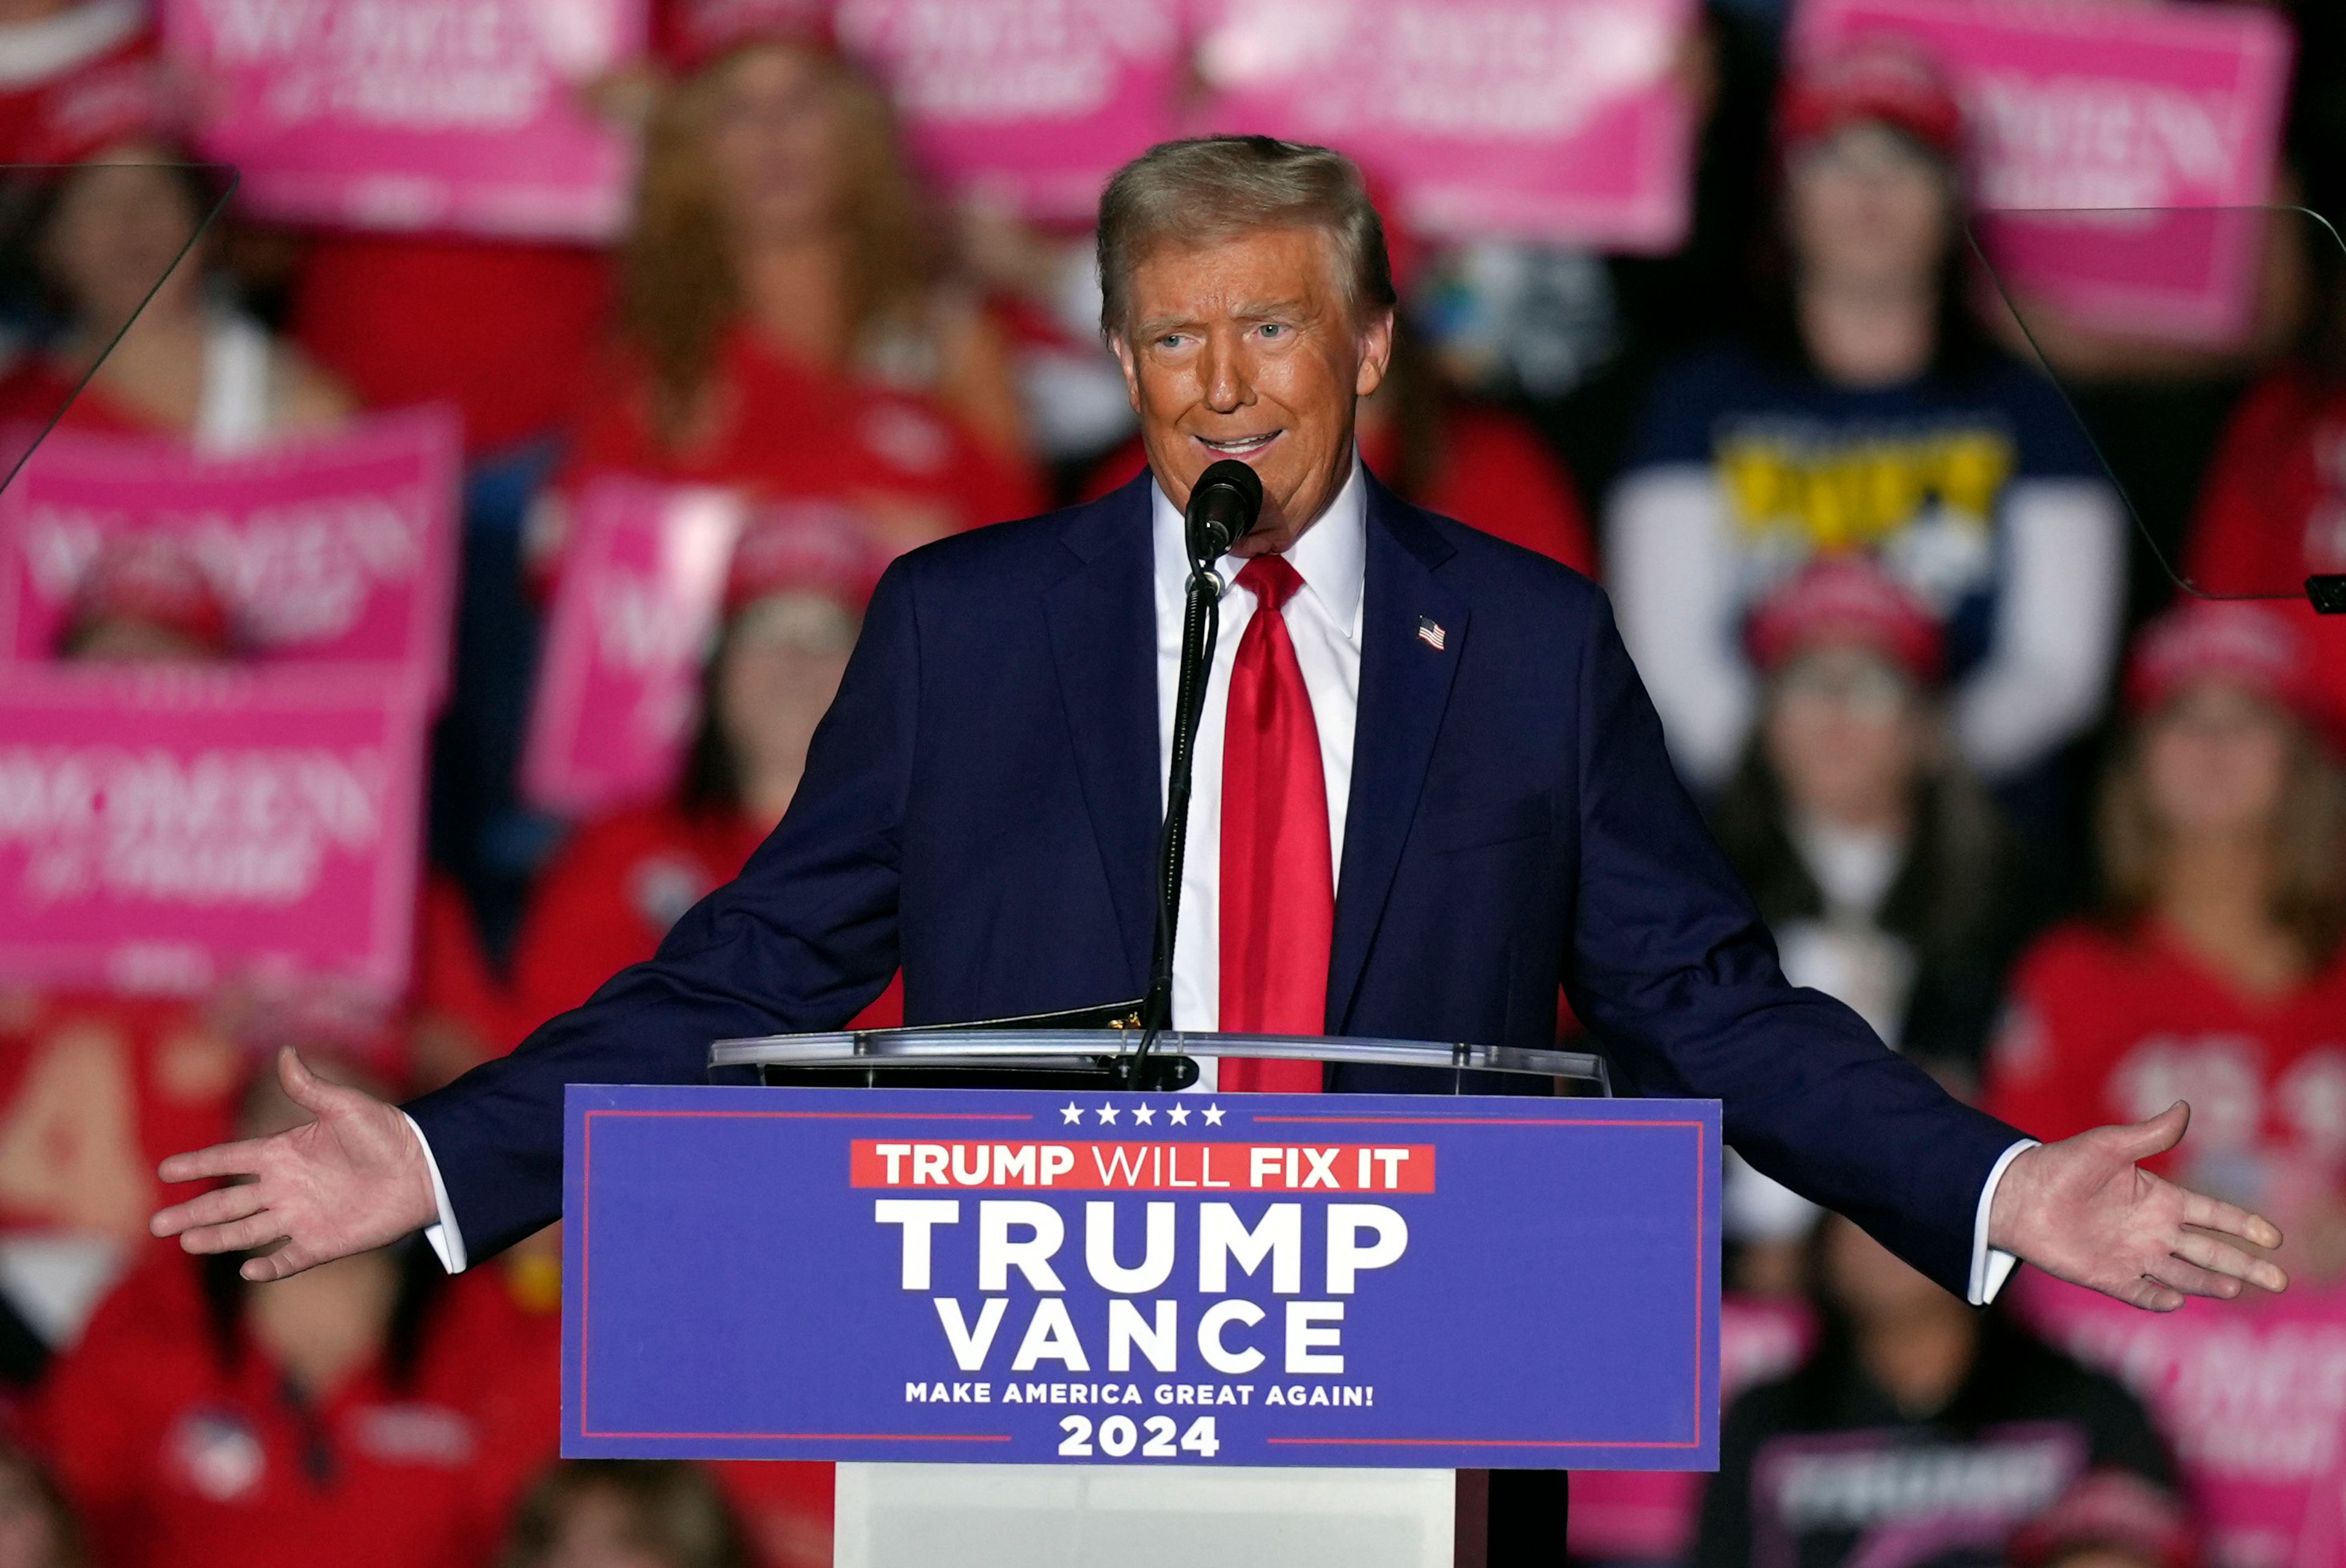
[1796,0,2297,348]
[1191,0,1698,250]
[160,0,649,239]
[0,409,461,699]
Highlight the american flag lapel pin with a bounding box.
[1416,615,1447,652]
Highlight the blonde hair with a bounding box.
[619,41,939,443]
[2098,711,2346,965]
[1095,135,1397,341]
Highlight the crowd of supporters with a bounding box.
[1,0,2344,1564]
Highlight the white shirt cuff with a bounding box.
[1968,1138,2038,1306]
[402,1112,468,1275]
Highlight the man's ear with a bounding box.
[1109,330,1144,414]
[1354,308,1397,399]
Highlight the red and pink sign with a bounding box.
[0,409,461,699]
[1193,0,1698,251]
[835,0,1183,224]
[162,0,647,239]
[0,666,429,998]
[522,478,747,819]
[2015,1271,2346,1568]
[1796,0,2296,346]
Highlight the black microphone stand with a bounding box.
[1120,550,1224,1088]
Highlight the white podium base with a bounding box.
[833,1463,1456,1567]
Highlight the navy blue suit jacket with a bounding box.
[409,470,2026,1294]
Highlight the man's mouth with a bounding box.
[1194,431,1281,458]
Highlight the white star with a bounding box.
[1097,1103,1120,1125]
[1166,1104,1190,1126]
[1131,1103,1156,1125]
[1202,1103,1225,1126]
[1061,1103,1084,1125]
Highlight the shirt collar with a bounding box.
[1150,451,1368,642]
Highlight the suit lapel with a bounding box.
[1328,479,1466,1032]
[1044,473,1161,993]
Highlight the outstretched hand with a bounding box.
[1989,1101,2288,1311]
[149,1048,440,1283]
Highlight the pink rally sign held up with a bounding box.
[834,0,1183,224]
[0,409,462,701]
[521,477,745,819]
[0,666,429,998]
[1194,0,1698,252]
[163,0,648,239]
[1796,0,2296,346]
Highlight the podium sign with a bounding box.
[564,1086,1720,1471]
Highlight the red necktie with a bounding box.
[1219,555,1332,1093]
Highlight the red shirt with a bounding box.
[36,1256,556,1568]
[2187,363,2346,723]
[287,238,610,458]
[1081,406,1596,576]
[1982,921,2346,1180]
[0,358,153,439]
[558,328,1041,556]
[510,803,901,1034]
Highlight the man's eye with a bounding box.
[1259,323,1287,340]
[1157,334,1185,350]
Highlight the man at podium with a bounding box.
[153,137,2282,1329]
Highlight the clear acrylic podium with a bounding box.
[704,1026,1612,1568]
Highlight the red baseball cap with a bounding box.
[659,0,835,71]
[62,531,235,657]
[24,57,198,169]
[1780,37,1965,163]
[724,500,886,616]
[1747,556,1945,685]
[2125,597,2325,726]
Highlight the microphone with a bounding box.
[1183,459,1263,567]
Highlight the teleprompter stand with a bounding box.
[700,1024,1612,1568]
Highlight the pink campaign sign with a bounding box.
[1796,0,2295,346]
[2015,1271,2346,1567]
[0,666,429,998]
[0,409,461,700]
[162,0,646,239]
[522,478,745,819]
[1193,0,1698,252]
[836,0,1183,224]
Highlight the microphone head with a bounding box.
[1185,459,1265,563]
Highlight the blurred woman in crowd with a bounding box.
[1985,600,2346,1192]
[1606,41,2125,812]
[546,15,1037,571]
[0,79,351,447]
[510,511,897,1031]
[1694,1214,2178,1568]
[1707,558,2039,1295]
[36,1052,555,1568]
[502,1461,750,1568]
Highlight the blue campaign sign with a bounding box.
[563,1086,1720,1470]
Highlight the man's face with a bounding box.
[1114,226,1393,556]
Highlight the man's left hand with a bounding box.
[1989,1099,2289,1311]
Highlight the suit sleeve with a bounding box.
[1562,589,2026,1297]
[403,558,923,1261]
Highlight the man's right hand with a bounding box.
[150,1047,440,1283]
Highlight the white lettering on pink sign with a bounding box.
[835,0,1182,222]
[1796,0,2295,346]
[521,478,747,819]
[0,668,428,996]
[163,0,646,238]
[0,409,461,699]
[1194,0,1697,250]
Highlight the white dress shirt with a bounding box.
[417,451,2025,1302]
